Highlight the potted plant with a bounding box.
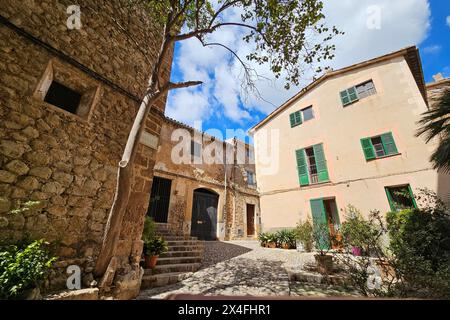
[312,223,333,274]
[266,233,277,248]
[295,219,313,252]
[144,237,168,269]
[257,232,269,247]
[276,229,296,249]
[340,206,378,257]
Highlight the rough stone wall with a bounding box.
[151,118,260,240]
[426,78,450,107]
[0,0,170,294]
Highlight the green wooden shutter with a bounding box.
[296,149,309,186]
[385,187,396,212]
[360,138,376,160]
[340,90,350,106]
[289,113,296,127]
[313,144,329,183]
[381,132,398,155]
[348,87,358,102]
[310,199,330,250]
[407,185,417,209]
[290,111,302,127]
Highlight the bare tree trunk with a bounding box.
[94,91,156,277]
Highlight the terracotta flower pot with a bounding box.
[282,243,290,250]
[375,259,395,279]
[268,242,277,249]
[315,254,333,275]
[145,255,159,269]
[352,246,362,256]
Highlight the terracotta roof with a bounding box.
[249,46,427,133]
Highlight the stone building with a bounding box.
[149,116,261,241]
[250,46,450,246]
[0,1,172,298]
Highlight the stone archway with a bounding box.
[191,188,219,241]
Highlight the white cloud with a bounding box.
[447,15,450,27]
[168,0,432,127]
[423,45,442,54]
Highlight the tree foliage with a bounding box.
[417,89,450,172]
[128,0,342,90]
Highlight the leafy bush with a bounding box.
[295,219,313,252]
[340,205,382,254]
[0,240,57,299]
[144,237,168,256]
[386,201,450,298]
[275,229,296,248]
[142,216,156,243]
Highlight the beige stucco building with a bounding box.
[249,46,450,238]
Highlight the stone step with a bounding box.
[156,256,202,266]
[167,240,204,246]
[159,250,203,258]
[141,272,194,289]
[161,236,198,241]
[168,245,204,252]
[148,262,202,275]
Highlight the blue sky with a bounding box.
[166,0,449,143]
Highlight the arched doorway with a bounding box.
[191,188,219,240]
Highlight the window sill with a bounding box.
[367,153,401,162]
[300,180,331,188]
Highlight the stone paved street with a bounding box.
[137,241,360,299]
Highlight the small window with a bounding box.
[246,171,256,186]
[191,141,202,157]
[385,185,417,212]
[340,80,376,106]
[302,106,314,122]
[305,147,318,184]
[361,132,398,161]
[44,81,82,114]
[371,136,386,157]
[356,80,377,99]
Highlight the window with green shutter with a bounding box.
[385,185,417,212]
[296,143,329,186]
[340,80,376,106]
[361,132,399,161]
[289,110,302,127]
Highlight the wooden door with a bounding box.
[246,204,255,236]
[191,190,218,240]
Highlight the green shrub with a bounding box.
[295,219,313,252]
[0,240,57,299]
[144,237,168,256]
[340,205,382,254]
[386,204,450,298]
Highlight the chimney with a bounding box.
[432,73,444,82]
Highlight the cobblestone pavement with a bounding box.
[137,241,360,300]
